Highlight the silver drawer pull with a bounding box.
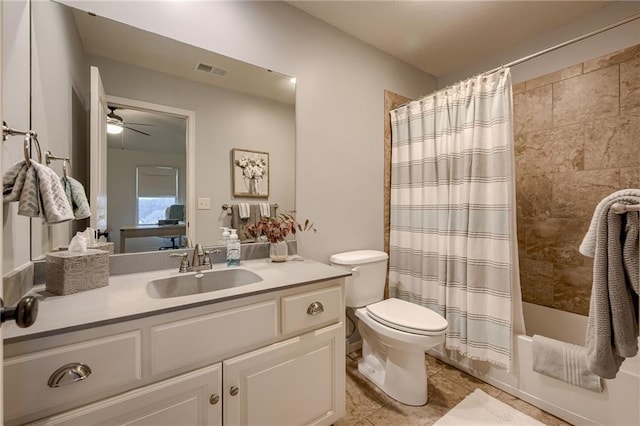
[47,363,92,388]
[307,301,324,315]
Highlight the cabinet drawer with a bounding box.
[151,300,278,375]
[4,331,142,423]
[29,364,222,426]
[281,286,342,335]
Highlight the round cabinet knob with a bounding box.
[1,296,38,328]
[229,386,240,396]
[209,394,220,405]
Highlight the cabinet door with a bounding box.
[223,323,344,426]
[31,364,222,426]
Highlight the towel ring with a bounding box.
[44,150,72,179]
[23,132,42,168]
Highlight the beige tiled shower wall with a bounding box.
[514,44,640,316]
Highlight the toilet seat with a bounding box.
[366,298,447,336]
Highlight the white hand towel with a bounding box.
[259,202,271,218]
[239,202,250,219]
[62,176,91,220]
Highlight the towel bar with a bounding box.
[222,203,278,211]
[2,121,42,167]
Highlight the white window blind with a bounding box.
[137,166,178,197]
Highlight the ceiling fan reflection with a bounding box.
[106,106,153,136]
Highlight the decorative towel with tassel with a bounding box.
[532,335,602,392]
[579,188,639,379]
[61,176,91,220]
[2,160,73,224]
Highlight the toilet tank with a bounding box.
[329,250,388,308]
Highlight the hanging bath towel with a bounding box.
[238,202,251,219]
[259,202,271,218]
[580,189,640,379]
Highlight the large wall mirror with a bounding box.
[30,1,296,258]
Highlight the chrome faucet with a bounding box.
[170,244,220,273]
[192,243,205,268]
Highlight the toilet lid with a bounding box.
[366,298,448,336]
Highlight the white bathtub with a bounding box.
[430,302,640,426]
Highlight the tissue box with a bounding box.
[45,249,109,295]
[88,242,114,255]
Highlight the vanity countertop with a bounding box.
[4,257,350,344]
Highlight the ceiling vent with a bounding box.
[194,62,228,77]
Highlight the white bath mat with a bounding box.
[434,389,545,426]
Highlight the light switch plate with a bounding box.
[197,197,211,210]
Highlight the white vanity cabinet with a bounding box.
[4,278,346,426]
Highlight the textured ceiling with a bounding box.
[288,1,614,77]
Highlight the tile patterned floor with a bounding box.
[336,352,572,426]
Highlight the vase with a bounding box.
[270,240,288,262]
[248,179,259,195]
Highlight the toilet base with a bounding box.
[358,324,429,406]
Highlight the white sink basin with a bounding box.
[146,269,263,299]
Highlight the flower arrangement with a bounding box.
[246,211,316,243]
[235,157,267,181]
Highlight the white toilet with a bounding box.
[330,250,448,406]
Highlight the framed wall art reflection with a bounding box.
[232,148,269,198]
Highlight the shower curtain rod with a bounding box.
[484,12,640,75]
[394,12,640,109]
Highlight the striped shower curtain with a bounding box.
[389,69,519,368]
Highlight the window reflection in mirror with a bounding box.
[136,167,180,226]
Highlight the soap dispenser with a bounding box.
[219,227,230,245]
[226,229,241,267]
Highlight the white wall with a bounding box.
[3,0,89,266]
[2,0,32,272]
[439,2,640,86]
[30,1,89,258]
[62,0,437,263]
